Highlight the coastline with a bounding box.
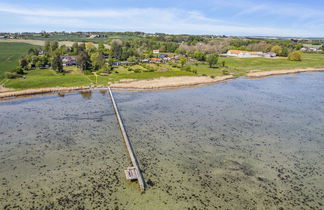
[0,86,91,99]
[110,75,234,89]
[247,68,324,78]
[1,68,324,99]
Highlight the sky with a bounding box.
[0,0,324,37]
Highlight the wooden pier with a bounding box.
[108,87,145,192]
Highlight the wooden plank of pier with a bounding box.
[108,87,145,192]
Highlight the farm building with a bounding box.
[226,50,276,58]
[150,58,163,63]
[60,56,77,66]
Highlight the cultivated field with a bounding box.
[0,42,39,80]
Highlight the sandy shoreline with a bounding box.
[0,86,91,99]
[1,68,323,99]
[110,76,234,89]
[247,68,324,78]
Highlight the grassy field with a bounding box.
[0,42,40,80]
[2,42,324,90]
[190,54,324,77]
[4,68,195,90]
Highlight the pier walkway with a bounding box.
[108,87,145,192]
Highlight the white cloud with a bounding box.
[0,2,323,37]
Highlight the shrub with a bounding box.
[181,66,191,72]
[134,69,141,73]
[222,69,230,75]
[5,72,22,79]
[271,45,283,55]
[210,75,215,79]
[288,51,302,61]
[206,53,219,68]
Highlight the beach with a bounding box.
[247,68,324,78]
[1,68,324,99]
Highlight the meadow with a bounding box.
[2,42,324,90]
[0,42,40,80]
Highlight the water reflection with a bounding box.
[99,89,108,96]
[79,90,92,100]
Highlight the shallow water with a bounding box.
[1,73,323,209]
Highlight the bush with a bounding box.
[181,66,192,72]
[222,69,230,75]
[5,72,22,79]
[271,45,283,55]
[288,51,302,61]
[134,69,141,73]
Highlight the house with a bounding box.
[60,56,77,66]
[263,52,276,58]
[88,34,99,39]
[0,36,5,39]
[153,50,160,54]
[159,54,168,59]
[141,59,150,63]
[112,61,135,66]
[113,61,122,66]
[226,50,276,58]
[150,58,163,63]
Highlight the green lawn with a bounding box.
[222,53,324,71]
[5,68,195,89]
[2,42,324,90]
[190,54,324,77]
[0,42,40,80]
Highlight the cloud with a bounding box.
[0,2,323,37]
[212,0,324,20]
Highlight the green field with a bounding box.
[190,54,324,77]
[0,42,40,80]
[2,42,324,90]
[4,68,195,90]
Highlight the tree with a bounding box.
[79,43,86,52]
[72,42,79,55]
[111,41,122,59]
[98,42,105,52]
[288,51,302,61]
[271,45,283,55]
[45,41,51,52]
[206,53,219,68]
[180,57,187,67]
[90,52,105,70]
[281,47,289,57]
[19,57,29,70]
[193,50,206,61]
[51,54,63,73]
[295,44,303,50]
[37,55,49,68]
[50,41,59,52]
[85,42,94,50]
[77,51,90,71]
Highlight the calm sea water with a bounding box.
[0,73,323,209]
